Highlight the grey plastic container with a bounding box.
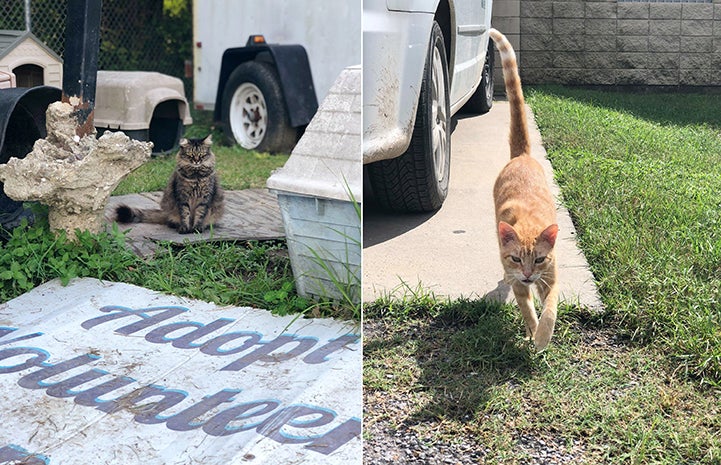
[267,65,361,304]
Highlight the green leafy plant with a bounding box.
[263,281,311,316]
[0,218,138,301]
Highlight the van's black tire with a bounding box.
[220,61,297,153]
[462,39,494,114]
[367,21,451,213]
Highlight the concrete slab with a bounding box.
[105,188,286,256]
[0,278,360,464]
[363,100,602,310]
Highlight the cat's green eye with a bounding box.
[511,256,521,263]
[534,257,546,264]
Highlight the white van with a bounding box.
[363,0,495,212]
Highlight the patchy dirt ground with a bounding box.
[362,313,636,465]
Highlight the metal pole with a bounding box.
[61,0,102,138]
[24,0,31,32]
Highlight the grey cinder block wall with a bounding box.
[491,0,721,88]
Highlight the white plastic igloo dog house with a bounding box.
[267,65,361,304]
[0,30,62,88]
[94,71,193,153]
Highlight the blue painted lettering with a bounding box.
[165,389,240,431]
[145,318,235,348]
[203,400,280,436]
[257,405,336,444]
[0,445,49,464]
[82,306,187,334]
[302,334,359,364]
[221,334,318,371]
[98,384,189,424]
[0,347,49,373]
[72,375,135,407]
[199,331,262,356]
[17,354,100,389]
[0,327,43,347]
[305,417,362,455]
[44,368,111,398]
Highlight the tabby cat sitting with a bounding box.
[115,135,225,234]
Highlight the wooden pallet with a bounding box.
[104,189,285,256]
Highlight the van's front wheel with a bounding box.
[367,21,451,212]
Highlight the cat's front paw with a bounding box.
[177,224,192,234]
[533,318,555,352]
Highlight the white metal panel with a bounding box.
[193,0,361,110]
[0,278,361,464]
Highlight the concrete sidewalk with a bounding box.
[363,100,602,309]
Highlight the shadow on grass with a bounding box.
[530,85,721,130]
[364,297,536,426]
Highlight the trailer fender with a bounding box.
[213,43,318,128]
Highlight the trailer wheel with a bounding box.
[221,61,297,153]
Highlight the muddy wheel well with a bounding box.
[435,0,453,84]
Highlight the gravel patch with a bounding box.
[363,414,488,464]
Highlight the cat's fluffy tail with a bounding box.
[115,205,168,224]
[489,28,530,159]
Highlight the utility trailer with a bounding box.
[192,0,360,153]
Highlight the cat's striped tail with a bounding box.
[489,28,530,159]
[114,205,168,225]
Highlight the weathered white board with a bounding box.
[0,278,360,464]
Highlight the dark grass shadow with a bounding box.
[530,85,721,130]
[364,297,536,426]
[363,295,618,430]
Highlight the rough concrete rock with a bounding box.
[0,101,152,238]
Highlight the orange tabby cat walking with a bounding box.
[490,29,559,351]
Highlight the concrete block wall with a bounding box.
[492,0,522,91]
[491,0,721,88]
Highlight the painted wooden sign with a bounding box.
[0,278,360,464]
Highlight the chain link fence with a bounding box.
[0,0,192,93]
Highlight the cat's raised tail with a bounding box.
[489,28,530,159]
[115,205,168,225]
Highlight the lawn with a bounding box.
[364,88,721,464]
[0,110,357,320]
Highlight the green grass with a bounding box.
[364,89,721,464]
[0,215,313,316]
[526,86,721,384]
[364,297,721,464]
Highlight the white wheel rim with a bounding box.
[431,44,448,182]
[229,82,267,149]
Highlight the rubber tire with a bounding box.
[220,61,297,153]
[367,21,451,213]
[462,39,494,114]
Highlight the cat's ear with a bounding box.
[498,221,518,246]
[538,224,559,248]
[179,138,189,147]
[203,135,213,146]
